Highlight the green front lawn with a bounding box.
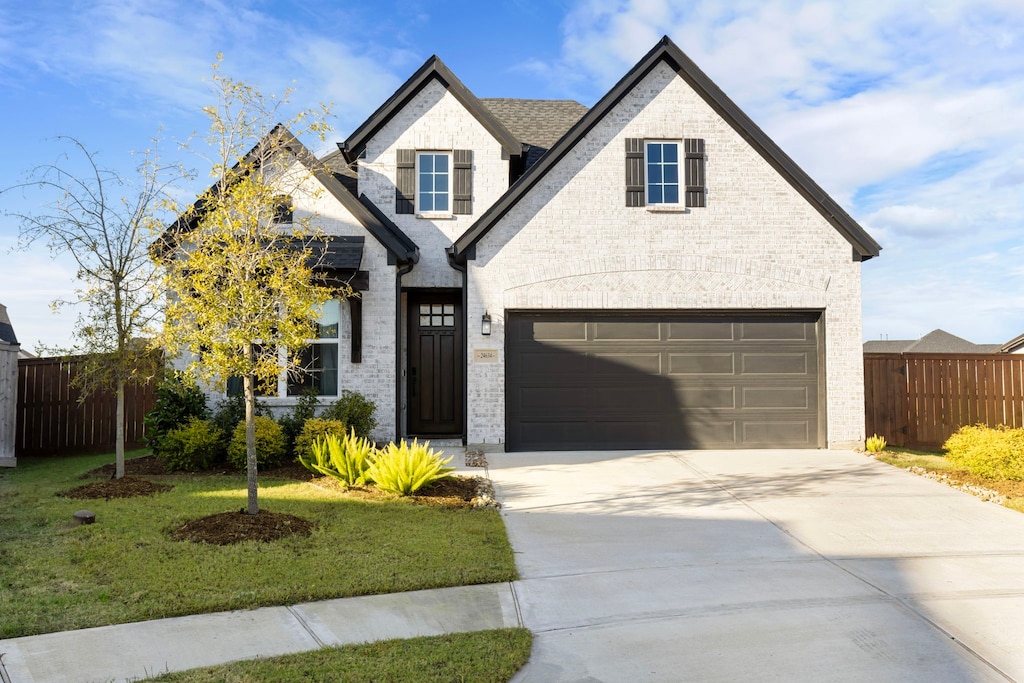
[143,629,533,683]
[0,452,517,639]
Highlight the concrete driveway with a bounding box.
[487,449,1024,682]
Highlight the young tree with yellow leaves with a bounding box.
[156,63,341,515]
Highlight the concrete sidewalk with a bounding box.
[0,582,521,683]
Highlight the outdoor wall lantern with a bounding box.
[481,311,492,336]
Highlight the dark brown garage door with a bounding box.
[505,311,822,451]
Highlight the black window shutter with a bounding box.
[453,150,472,215]
[625,138,645,207]
[395,149,415,214]
[685,138,706,208]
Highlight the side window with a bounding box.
[645,141,680,205]
[417,152,451,213]
[288,300,340,397]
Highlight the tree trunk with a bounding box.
[243,372,259,515]
[115,380,125,479]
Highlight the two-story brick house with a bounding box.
[187,36,880,451]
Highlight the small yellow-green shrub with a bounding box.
[227,415,287,469]
[368,439,455,495]
[865,434,887,453]
[943,424,1024,481]
[299,429,374,486]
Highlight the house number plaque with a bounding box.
[473,349,499,363]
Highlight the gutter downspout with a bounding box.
[446,246,468,445]
[395,260,415,442]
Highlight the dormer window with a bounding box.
[417,152,450,214]
[396,149,473,216]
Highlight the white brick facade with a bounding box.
[465,62,867,448]
[198,41,875,451]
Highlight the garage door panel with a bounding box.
[742,386,809,409]
[743,421,812,445]
[592,353,662,374]
[519,351,592,376]
[517,387,593,413]
[669,353,735,375]
[739,320,813,341]
[676,386,737,409]
[593,321,661,341]
[506,312,821,451]
[531,321,587,341]
[668,321,734,340]
[741,353,808,375]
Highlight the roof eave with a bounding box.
[453,36,881,262]
[341,55,522,162]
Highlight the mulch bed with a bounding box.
[60,477,173,500]
[169,510,314,545]
[72,454,496,545]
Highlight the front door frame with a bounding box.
[405,288,464,437]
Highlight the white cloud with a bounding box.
[0,238,81,354]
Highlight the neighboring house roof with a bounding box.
[450,35,882,264]
[864,329,1001,354]
[999,333,1024,354]
[160,125,418,266]
[0,303,17,345]
[340,56,523,163]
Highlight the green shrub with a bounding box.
[144,371,209,456]
[294,418,349,462]
[299,429,374,486]
[322,391,378,439]
[211,394,268,442]
[367,439,455,495]
[865,434,887,453]
[278,391,320,455]
[163,418,225,471]
[943,424,1024,480]
[227,415,287,469]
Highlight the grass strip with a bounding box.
[142,628,533,683]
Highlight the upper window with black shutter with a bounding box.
[625,138,706,209]
[395,149,473,217]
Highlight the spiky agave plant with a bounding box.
[367,439,455,495]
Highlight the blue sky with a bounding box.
[2,0,1023,353]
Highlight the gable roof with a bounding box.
[340,56,522,163]
[451,36,881,263]
[0,303,17,345]
[864,329,1001,354]
[159,125,418,265]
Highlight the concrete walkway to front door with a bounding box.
[488,449,1024,682]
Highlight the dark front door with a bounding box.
[407,290,463,436]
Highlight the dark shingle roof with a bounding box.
[480,99,589,150]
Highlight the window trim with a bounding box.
[415,151,453,217]
[644,140,682,207]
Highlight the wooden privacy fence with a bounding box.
[865,353,1024,450]
[16,356,157,456]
